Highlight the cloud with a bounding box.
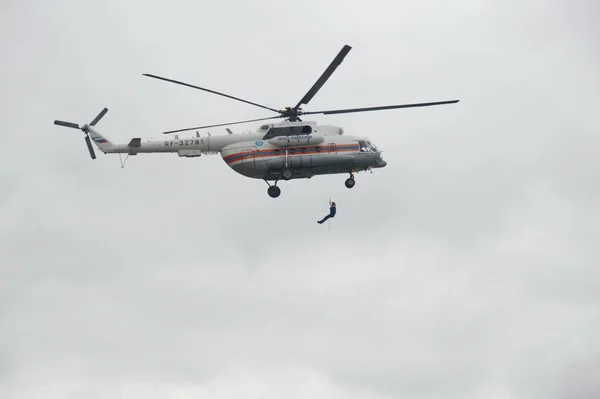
[1,0,599,398]
[1,362,396,399]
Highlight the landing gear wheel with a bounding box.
[281,167,292,180]
[345,177,355,189]
[268,185,281,198]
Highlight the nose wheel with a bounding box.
[345,174,355,189]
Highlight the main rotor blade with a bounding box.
[294,44,352,110]
[302,100,460,116]
[143,74,281,114]
[90,107,108,126]
[163,116,284,134]
[54,120,80,129]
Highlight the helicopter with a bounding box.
[54,44,459,198]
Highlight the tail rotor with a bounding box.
[54,107,108,159]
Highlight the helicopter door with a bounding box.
[240,149,255,167]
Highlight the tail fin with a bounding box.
[87,126,116,153]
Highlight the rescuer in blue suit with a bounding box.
[318,202,336,224]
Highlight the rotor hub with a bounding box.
[280,107,304,121]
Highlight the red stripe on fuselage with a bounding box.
[223,144,359,165]
[223,144,359,161]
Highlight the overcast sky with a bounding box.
[1,0,599,398]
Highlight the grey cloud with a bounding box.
[2,0,599,398]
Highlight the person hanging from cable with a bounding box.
[317,201,336,224]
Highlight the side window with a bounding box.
[263,127,289,139]
[263,125,312,139]
[359,140,369,152]
[262,129,274,139]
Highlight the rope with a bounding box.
[328,188,331,230]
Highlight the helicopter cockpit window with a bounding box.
[359,140,370,152]
[359,140,378,152]
[262,125,312,139]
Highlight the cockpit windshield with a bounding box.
[359,140,378,152]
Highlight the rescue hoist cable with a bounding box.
[328,189,331,230]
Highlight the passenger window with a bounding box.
[263,127,289,139]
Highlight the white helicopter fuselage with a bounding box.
[91,121,387,181]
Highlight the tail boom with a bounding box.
[91,130,264,157]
